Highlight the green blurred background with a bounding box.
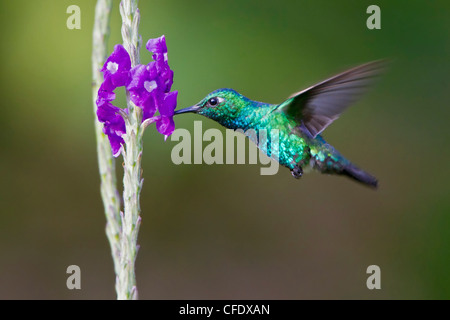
[0,0,449,299]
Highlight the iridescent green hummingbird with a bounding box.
[174,61,385,188]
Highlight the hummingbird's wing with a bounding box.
[278,60,386,138]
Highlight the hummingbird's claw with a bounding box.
[291,165,303,179]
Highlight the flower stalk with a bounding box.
[94,0,177,300]
[91,0,122,288]
[117,0,143,300]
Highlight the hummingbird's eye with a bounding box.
[208,97,219,106]
[206,97,224,107]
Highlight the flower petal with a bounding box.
[127,64,147,91]
[146,36,167,54]
[106,114,126,135]
[101,44,131,88]
[156,116,175,136]
[142,94,158,120]
[160,91,178,117]
[127,63,161,109]
[102,113,126,157]
[107,133,124,157]
[97,100,120,122]
[97,78,116,102]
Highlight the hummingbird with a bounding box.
[174,61,385,188]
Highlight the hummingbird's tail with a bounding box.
[341,163,378,189]
[307,136,378,188]
[309,140,378,188]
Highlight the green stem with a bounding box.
[117,0,143,300]
[91,0,123,297]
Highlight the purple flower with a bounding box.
[144,36,177,136]
[146,36,167,54]
[96,100,119,123]
[147,36,174,93]
[97,78,116,102]
[100,44,131,89]
[104,114,126,157]
[96,45,130,157]
[156,91,177,137]
[127,63,159,120]
[96,36,177,157]
[96,99,125,156]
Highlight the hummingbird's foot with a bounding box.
[291,165,303,179]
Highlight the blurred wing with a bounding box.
[278,60,387,138]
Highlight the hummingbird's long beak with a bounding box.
[174,105,201,115]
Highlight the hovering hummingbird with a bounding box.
[174,61,385,188]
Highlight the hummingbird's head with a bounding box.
[174,88,249,127]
